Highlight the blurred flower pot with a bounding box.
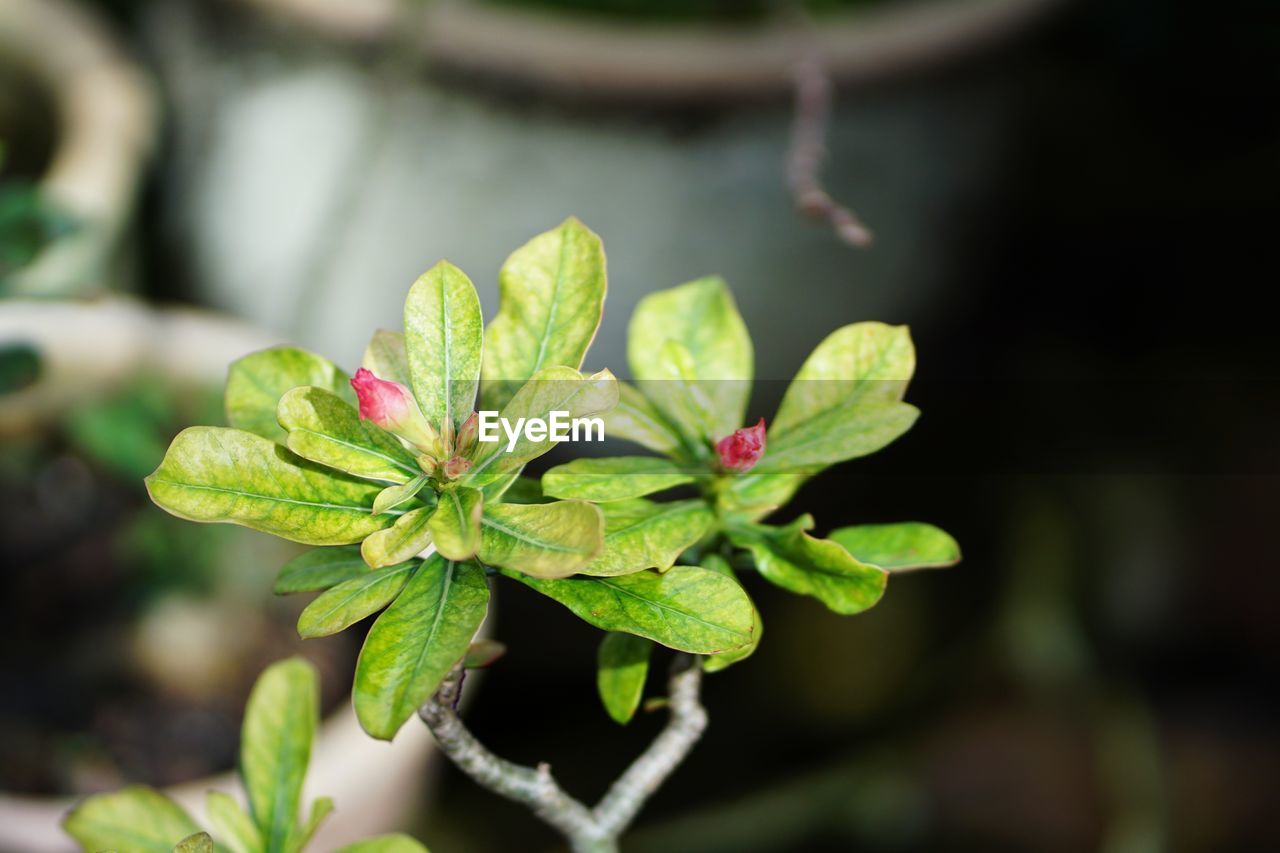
[0,299,434,851]
[151,0,1057,375]
[0,0,157,297]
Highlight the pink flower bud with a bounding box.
[351,368,412,429]
[454,412,479,457]
[441,455,472,481]
[716,418,766,473]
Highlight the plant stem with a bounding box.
[419,655,708,852]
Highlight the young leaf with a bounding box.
[752,401,919,473]
[635,341,720,447]
[241,658,318,853]
[627,276,753,438]
[174,832,214,853]
[597,632,652,725]
[287,797,335,853]
[373,474,433,516]
[404,261,483,434]
[278,386,420,483]
[354,557,489,740]
[335,835,430,853]
[771,322,915,437]
[362,329,410,386]
[542,456,697,502]
[429,486,483,561]
[146,427,392,546]
[297,561,419,638]
[829,522,961,572]
[581,499,714,577]
[699,554,762,673]
[206,791,263,853]
[361,506,434,568]
[274,546,371,594]
[226,346,353,444]
[505,565,755,654]
[464,639,507,669]
[465,366,618,487]
[63,786,200,853]
[482,217,606,410]
[732,518,887,616]
[478,501,603,578]
[603,381,687,457]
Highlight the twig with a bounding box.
[418,655,708,852]
[787,54,873,248]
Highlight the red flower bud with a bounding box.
[716,418,766,473]
[351,368,412,428]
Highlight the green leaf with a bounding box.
[297,561,419,638]
[286,797,334,853]
[602,381,686,457]
[628,276,753,438]
[226,346,353,444]
[771,322,915,437]
[274,547,370,594]
[634,341,720,447]
[829,522,960,572]
[542,456,697,502]
[465,366,618,488]
[753,401,919,472]
[478,501,603,578]
[733,518,887,615]
[362,330,410,386]
[63,786,200,853]
[354,556,489,740]
[404,261,483,434]
[361,507,434,569]
[597,632,652,725]
[482,217,607,411]
[429,487,483,561]
[173,832,214,853]
[493,475,550,504]
[206,791,263,853]
[146,427,392,546]
[373,474,433,515]
[241,658,317,853]
[505,565,755,654]
[582,499,714,577]
[335,835,430,853]
[277,386,420,483]
[464,639,507,669]
[699,554,762,673]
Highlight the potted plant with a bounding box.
[147,0,1060,377]
[0,299,433,851]
[0,0,157,296]
[71,217,957,851]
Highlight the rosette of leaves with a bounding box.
[143,219,760,740]
[542,277,960,722]
[63,657,428,853]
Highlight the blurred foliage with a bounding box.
[0,142,77,293]
[0,342,41,394]
[484,0,886,23]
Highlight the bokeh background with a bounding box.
[1,0,1277,850]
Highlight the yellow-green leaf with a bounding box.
[582,499,713,577]
[63,786,200,853]
[354,557,489,739]
[274,546,371,594]
[597,632,651,725]
[505,565,755,654]
[753,401,919,473]
[543,456,698,502]
[429,487,483,561]
[478,501,603,578]
[297,561,418,638]
[286,797,334,853]
[733,518,887,615]
[362,329,410,386]
[628,276,753,438]
[829,522,960,572]
[602,381,686,457]
[145,427,392,546]
[404,261,483,434]
[173,832,213,853]
[241,658,317,853]
[361,506,434,568]
[372,474,433,516]
[226,346,353,444]
[335,835,430,853]
[699,554,762,673]
[481,217,606,411]
[278,386,420,483]
[205,791,262,853]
